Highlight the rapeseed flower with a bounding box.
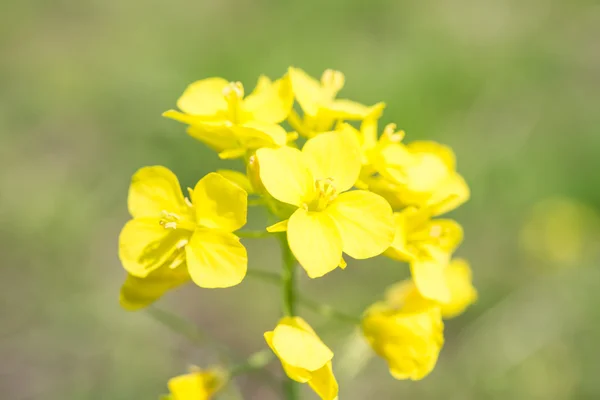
[362,300,444,380]
[256,129,395,278]
[287,67,384,138]
[385,207,463,302]
[118,166,248,292]
[163,75,293,159]
[164,366,225,400]
[265,317,338,400]
[385,258,477,319]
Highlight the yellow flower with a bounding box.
[361,301,444,380]
[265,317,338,400]
[163,75,293,158]
[361,135,469,215]
[287,67,385,138]
[118,166,248,295]
[385,207,463,302]
[385,258,478,319]
[165,366,225,400]
[256,129,395,278]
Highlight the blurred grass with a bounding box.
[1,0,600,398]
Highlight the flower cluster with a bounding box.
[118,67,477,399]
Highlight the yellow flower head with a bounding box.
[165,366,225,400]
[265,317,338,400]
[361,301,444,381]
[118,166,248,308]
[385,258,478,319]
[287,67,385,138]
[256,129,395,278]
[366,140,469,215]
[163,75,293,159]
[385,207,463,303]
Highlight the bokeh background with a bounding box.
[2,0,600,398]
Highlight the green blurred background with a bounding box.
[2,0,600,398]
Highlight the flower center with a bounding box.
[304,178,338,212]
[223,81,244,124]
[159,210,196,232]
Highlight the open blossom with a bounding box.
[362,300,444,381]
[163,75,293,159]
[265,317,338,400]
[256,129,395,278]
[385,258,478,319]
[118,167,248,301]
[287,67,384,138]
[384,206,463,302]
[165,367,225,400]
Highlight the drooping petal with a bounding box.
[322,99,384,121]
[407,141,456,171]
[242,75,294,124]
[120,264,190,311]
[192,173,247,232]
[307,362,339,400]
[440,258,478,319]
[176,77,229,117]
[271,318,333,371]
[185,229,247,288]
[127,166,188,219]
[287,208,343,278]
[384,211,415,262]
[256,147,314,207]
[326,190,394,259]
[302,129,361,192]
[118,218,189,277]
[185,123,240,153]
[288,67,323,116]
[427,173,470,216]
[266,219,288,232]
[410,256,451,303]
[264,331,312,383]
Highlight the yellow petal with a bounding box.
[256,147,314,206]
[176,77,229,116]
[120,264,190,311]
[127,166,189,219]
[185,229,247,288]
[264,331,312,382]
[271,319,333,371]
[307,362,339,400]
[186,123,240,153]
[163,109,212,126]
[440,258,478,319]
[242,75,294,124]
[425,219,464,254]
[288,67,323,116]
[407,141,456,171]
[168,368,223,400]
[232,121,287,147]
[384,211,415,262]
[267,219,288,232]
[216,169,254,194]
[118,218,189,277]
[428,173,470,216]
[302,129,361,192]
[192,173,247,232]
[326,190,394,259]
[287,208,343,278]
[411,257,451,303]
[322,99,383,120]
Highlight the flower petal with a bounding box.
[287,208,342,278]
[231,121,287,148]
[302,129,361,192]
[242,75,293,124]
[256,147,314,207]
[120,264,190,311]
[176,77,229,116]
[410,257,451,303]
[440,258,478,319]
[322,99,383,120]
[118,218,189,277]
[307,362,339,400]
[127,166,188,219]
[216,169,254,194]
[192,173,247,232]
[185,123,240,153]
[384,211,415,262]
[267,219,288,232]
[185,229,247,288]
[326,190,394,259]
[271,319,333,371]
[288,67,323,116]
[264,331,312,383]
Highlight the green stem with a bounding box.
[278,234,299,399]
